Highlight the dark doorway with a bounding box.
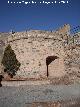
[46,56,58,77]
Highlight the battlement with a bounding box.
[7,30,61,42]
[7,24,70,43]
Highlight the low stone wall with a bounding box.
[2,80,50,86]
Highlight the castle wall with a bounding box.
[8,33,65,78]
[1,24,80,80]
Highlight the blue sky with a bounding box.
[0,0,80,32]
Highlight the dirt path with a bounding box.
[0,84,80,107]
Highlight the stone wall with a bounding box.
[7,31,65,78]
[0,24,80,80]
[64,44,80,82]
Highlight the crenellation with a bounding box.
[7,29,63,43]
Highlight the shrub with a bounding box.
[1,44,21,77]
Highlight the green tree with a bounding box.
[1,44,21,77]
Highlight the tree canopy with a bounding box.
[1,44,21,77]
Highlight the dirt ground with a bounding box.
[0,84,80,107]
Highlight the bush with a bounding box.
[1,44,21,77]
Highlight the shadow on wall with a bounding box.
[46,56,59,77]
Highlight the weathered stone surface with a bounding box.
[0,24,80,82]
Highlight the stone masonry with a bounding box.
[0,24,80,81]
